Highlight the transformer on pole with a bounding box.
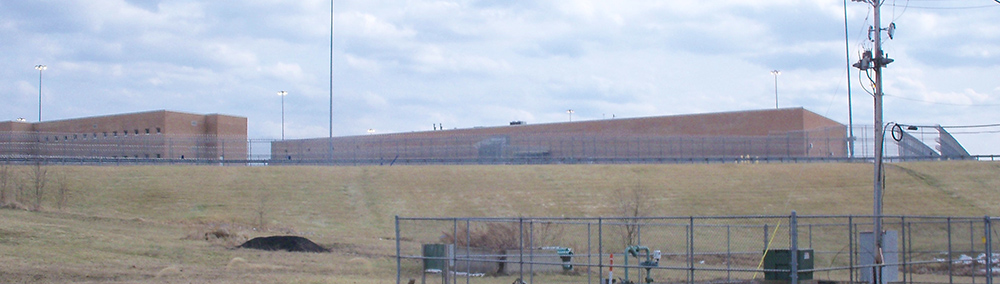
[850,1,896,283]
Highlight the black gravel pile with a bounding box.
[237,235,329,253]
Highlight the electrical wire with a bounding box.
[891,0,910,22]
[940,123,1000,129]
[883,94,1000,107]
[886,3,998,9]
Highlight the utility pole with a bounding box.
[851,1,895,283]
[844,0,856,159]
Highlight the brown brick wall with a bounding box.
[272,108,848,163]
[0,110,247,160]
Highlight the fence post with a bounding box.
[849,216,855,283]
[791,211,799,284]
[519,217,524,282]
[986,216,993,284]
[599,218,604,284]
[451,219,457,284]
[465,219,471,284]
[949,217,954,284]
[764,224,770,253]
[588,223,592,284]
[529,220,535,284]
[395,215,401,284]
[689,217,695,284]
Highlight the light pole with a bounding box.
[35,65,47,122]
[567,109,574,122]
[278,91,288,140]
[770,70,780,109]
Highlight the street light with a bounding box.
[278,91,288,140]
[770,70,780,109]
[567,109,575,122]
[35,65,47,121]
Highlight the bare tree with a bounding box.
[29,161,48,211]
[55,171,69,211]
[253,186,270,229]
[0,162,10,205]
[617,180,651,249]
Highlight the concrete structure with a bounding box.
[273,108,847,164]
[0,110,247,160]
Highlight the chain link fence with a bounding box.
[2,126,997,165]
[395,215,997,284]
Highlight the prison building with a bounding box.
[0,110,247,160]
[272,108,848,164]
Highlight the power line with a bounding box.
[886,3,998,9]
[884,93,1000,106]
[940,123,1000,129]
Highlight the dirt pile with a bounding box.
[237,235,329,253]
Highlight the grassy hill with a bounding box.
[0,161,997,283]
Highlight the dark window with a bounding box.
[103,132,108,137]
[73,134,78,140]
[113,131,117,137]
[45,137,49,142]
[145,128,150,134]
[83,134,88,139]
[156,154,161,158]
[134,129,139,135]
[156,127,161,134]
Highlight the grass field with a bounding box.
[0,161,997,283]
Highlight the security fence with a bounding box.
[394,214,997,284]
[1,125,994,165]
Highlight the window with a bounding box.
[113,131,117,137]
[155,154,161,158]
[103,132,108,137]
[191,121,197,126]
[123,130,128,137]
[145,128,150,134]
[156,127,161,134]
[83,134,88,139]
[73,134,78,140]
[45,137,49,142]
[134,129,139,135]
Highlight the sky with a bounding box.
[2,0,999,155]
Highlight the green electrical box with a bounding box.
[763,249,813,281]
[423,244,451,270]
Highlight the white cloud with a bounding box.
[2,0,999,154]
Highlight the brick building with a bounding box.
[0,110,247,160]
[272,108,847,164]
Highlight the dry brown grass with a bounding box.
[0,161,996,283]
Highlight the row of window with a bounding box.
[43,127,162,142]
[110,154,163,159]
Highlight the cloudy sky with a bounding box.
[2,0,999,154]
